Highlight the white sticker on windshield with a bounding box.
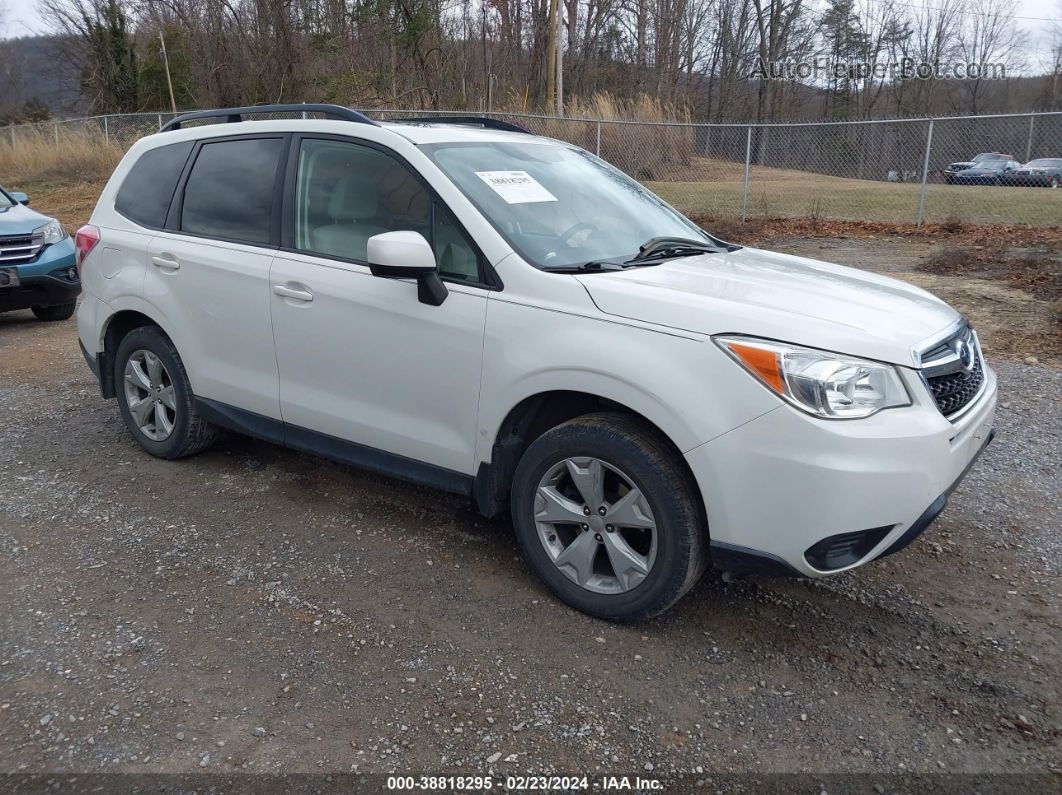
[475,171,558,204]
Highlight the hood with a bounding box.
[0,201,51,236]
[575,247,960,367]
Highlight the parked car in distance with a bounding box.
[943,152,1014,183]
[76,105,997,620]
[1001,158,1062,188]
[0,185,81,320]
[951,159,1021,186]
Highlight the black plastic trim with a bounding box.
[0,273,82,310]
[195,397,285,446]
[79,338,99,379]
[194,397,474,498]
[875,496,946,560]
[709,541,802,577]
[161,104,380,132]
[390,116,530,134]
[79,340,115,399]
[804,525,893,571]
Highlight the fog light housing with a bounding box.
[805,526,893,570]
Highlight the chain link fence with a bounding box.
[3,108,1061,227]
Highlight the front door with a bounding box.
[269,137,489,475]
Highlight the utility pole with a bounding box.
[546,0,558,111]
[555,4,564,116]
[159,30,177,114]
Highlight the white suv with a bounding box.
[76,105,997,620]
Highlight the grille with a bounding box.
[926,355,984,416]
[0,234,43,264]
[921,325,986,418]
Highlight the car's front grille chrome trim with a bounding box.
[918,323,988,421]
[0,234,43,264]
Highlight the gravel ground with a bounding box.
[1,307,1060,789]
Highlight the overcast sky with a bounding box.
[1,0,1058,66]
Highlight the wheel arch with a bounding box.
[473,389,706,528]
[98,306,176,398]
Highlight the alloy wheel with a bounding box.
[123,349,177,441]
[533,457,657,594]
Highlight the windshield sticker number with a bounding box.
[475,171,558,204]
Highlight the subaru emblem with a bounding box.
[955,339,974,371]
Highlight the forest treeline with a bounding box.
[1,0,1060,123]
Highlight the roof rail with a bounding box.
[161,104,379,132]
[389,116,530,134]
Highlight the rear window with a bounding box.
[114,141,193,228]
[180,137,284,245]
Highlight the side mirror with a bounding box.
[10,191,29,205]
[367,231,448,306]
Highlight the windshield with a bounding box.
[0,188,13,209]
[422,142,710,269]
[973,153,1007,162]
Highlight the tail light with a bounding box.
[74,225,101,274]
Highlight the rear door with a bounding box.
[144,135,288,419]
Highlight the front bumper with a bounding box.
[0,238,80,311]
[686,363,997,578]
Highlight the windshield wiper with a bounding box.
[540,260,627,273]
[626,236,728,265]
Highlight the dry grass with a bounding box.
[919,244,1062,358]
[651,157,1062,226]
[0,128,124,185]
[3,180,104,231]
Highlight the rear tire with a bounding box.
[510,412,708,621]
[114,325,220,459]
[31,302,76,321]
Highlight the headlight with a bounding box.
[715,336,911,419]
[32,219,68,245]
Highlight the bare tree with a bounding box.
[955,0,1023,114]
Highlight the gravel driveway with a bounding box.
[1,308,1059,789]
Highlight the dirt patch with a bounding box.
[692,213,1062,249]
[17,180,102,233]
[922,246,1060,302]
[917,245,1061,360]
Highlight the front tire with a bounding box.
[510,413,708,621]
[114,325,220,459]
[31,302,76,321]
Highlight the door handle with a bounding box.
[274,284,314,302]
[151,255,181,270]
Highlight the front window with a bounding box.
[0,189,14,209]
[422,142,709,270]
[1027,159,1062,168]
[293,139,483,283]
